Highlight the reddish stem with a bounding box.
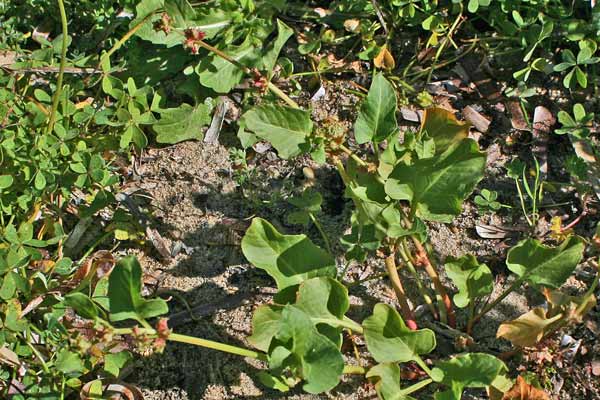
[385,253,418,330]
[412,238,456,328]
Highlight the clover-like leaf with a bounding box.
[363,303,436,363]
[432,353,507,400]
[241,218,335,290]
[444,255,493,308]
[153,101,213,144]
[366,363,416,400]
[385,139,486,223]
[354,73,398,144]
[506,236,585,289]
[421,107,471,154]
[108,256,169,323]
[241,104,313,159]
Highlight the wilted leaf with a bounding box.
[502,376,550,400]
[385,139,486,222]
[108,256,169,323]
[241,218,335,290]
[421,108,471,154]
[506,236,585,289]
[241,105,313,159]
[543,288,596,323]
[445,255,493,308]
[363,303,436,363]
[354,73,398,144]
[374,46,396,70]
[496,307,562,347]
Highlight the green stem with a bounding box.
[309,212,332,254]
[413,355,433,376]
[45,0,68,135]
[338,144,368,167]
[399,378,433,396]
[113,328,267,361]
[168,333,267,361]
[471,277,524,326]
[267,81,299,109]
[515,179,533,227]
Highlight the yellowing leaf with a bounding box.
[502,376,550,400]
[421,107,471,154]
[496,308,562,347]
[543,288,596,323]
[374,46,395,70]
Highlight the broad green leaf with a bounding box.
[363,303,436,363]
[444,255,493,308]
[56,348,85,375]
[261,20,294,73]
[197,39,258,93]
[153,101,213,144]
[241,105,313,159]
[421,107,471,154]
[294,277,358,336]
[506,236,585,289]
[249,304,283,352]
[64,292,99,320]
[432,353,507,400]
[366,363,416,400]
[276,306,344,394]
[354,73,398,144]
[242,218,335,290]
[104,351,132,377]
[108,256,169,323]
[385,139,486,222]
[257,371,290,392]
[134,0,230,46]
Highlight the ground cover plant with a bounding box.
[1,0,599,399]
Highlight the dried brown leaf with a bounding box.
[502,376,550,400]
[373,46,395,70]
[496,307,562,347]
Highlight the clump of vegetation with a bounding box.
[1,0,599,398]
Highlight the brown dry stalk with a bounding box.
[385,253,418,330]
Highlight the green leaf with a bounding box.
[261,20,294,73]
[354,73,398,144]
[432,353,507,400]
[55,348,85,375]
[107,256,169,323]
[241,104,313,159]
[444,255,493,308]
[294,277,356,333]
[104,351,132,377]
[249,305,283,352]
[197,39,258,93]
[276,306,344,394]
[366,363,416,400]
[241,218,335,290]
[64,292,99,320]
[288,189,322,213]
[421,107,471,154]
[363,303,436,363]
[153,101,213,144]
[385,139,486,222]
[506,236,585,289]
[0,175,13,189]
